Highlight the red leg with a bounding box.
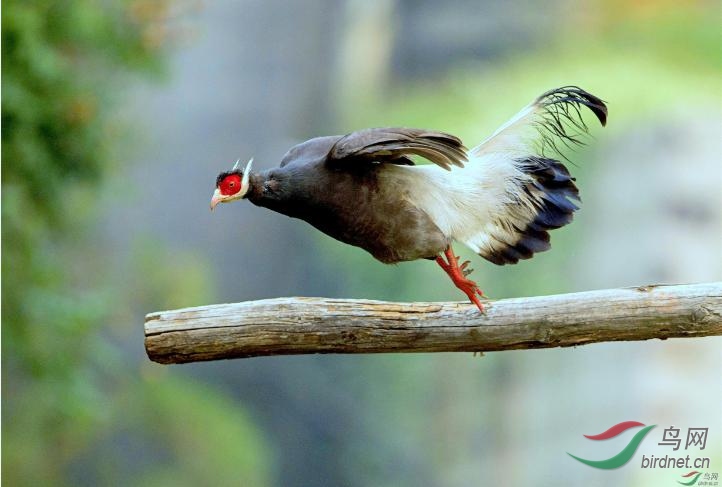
[435,247,485,312]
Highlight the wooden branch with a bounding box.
[144,282,722,364]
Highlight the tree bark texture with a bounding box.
[144,282,722,364]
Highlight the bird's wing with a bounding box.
[328,127,468,170]
[280,135,344,168]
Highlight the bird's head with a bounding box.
[210,158,253,211]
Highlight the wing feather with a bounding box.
[328,127,467,170]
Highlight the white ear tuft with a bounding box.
[239,157,253,198]
[232,158,241,170]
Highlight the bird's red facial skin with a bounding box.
[219,174,242,196]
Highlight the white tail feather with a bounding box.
[385,87,605,264]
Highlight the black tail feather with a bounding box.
[534,86,607,160]
[480,156,580,266]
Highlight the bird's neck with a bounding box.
[244,172,265,202]
[245,169,303,217]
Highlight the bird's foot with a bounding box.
[451,275,485,313]
[436,248,486,313]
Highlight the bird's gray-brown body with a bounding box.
[215,87,607,270]
[247,136,451,263]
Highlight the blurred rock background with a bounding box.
[3,0,721,485]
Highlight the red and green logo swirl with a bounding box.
[567,421,655,469]
[678,471,703,486]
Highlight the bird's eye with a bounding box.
[219,174,242,196]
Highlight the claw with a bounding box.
[460,260,475,277]
[458,280,485,312]
[436,247,486,313]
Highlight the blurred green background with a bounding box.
[2,0,721,485]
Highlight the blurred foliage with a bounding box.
[2,1,270,485]
[70,376,271,487]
